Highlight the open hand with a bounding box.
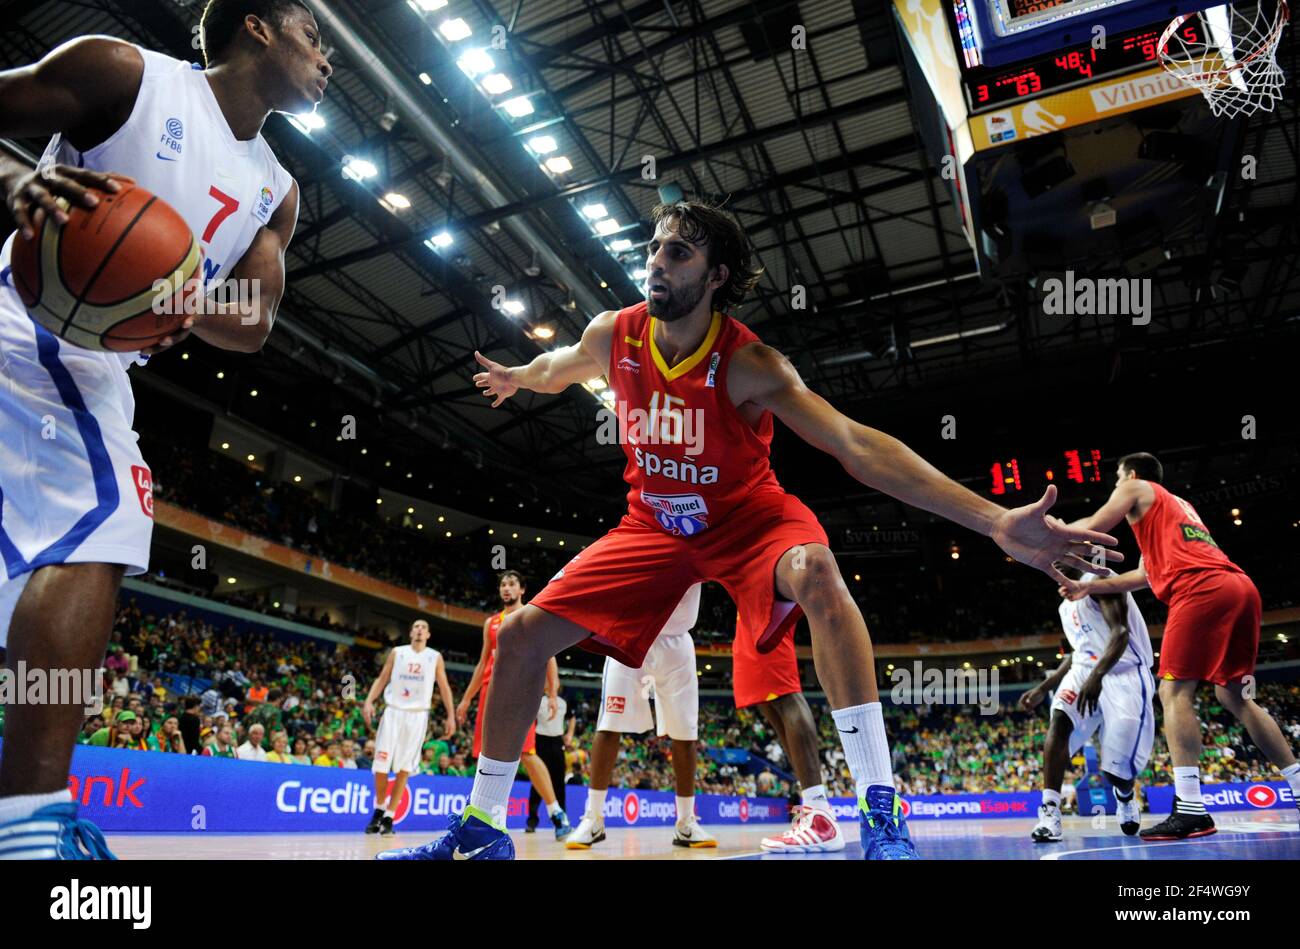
[473,350,518,407]
[991,486,1123,584]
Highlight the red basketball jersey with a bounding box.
[1130,482,1245,602]
[607,301,783,535]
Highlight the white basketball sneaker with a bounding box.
[760,804,846,853]
[673,815,718,848]
[563,815,606,850]
[1031,803,1063,843]
[1115,794,1141,836]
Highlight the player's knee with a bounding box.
[495,613,541,663]
[1102,764,1133,785]
[1213,683,1247,714]
[788,547,848,617]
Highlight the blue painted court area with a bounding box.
[724,810,1300,861]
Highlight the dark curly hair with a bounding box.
[650,200,764,313]
[199,0,314,66]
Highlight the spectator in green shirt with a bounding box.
[203,723,237,758]
[244,687,283,742]
[418,747,440,775]
[423,737,450,764]
[88,710,140,747]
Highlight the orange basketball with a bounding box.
[10,182,201,352]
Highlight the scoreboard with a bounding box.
[954,0,1202,66]
[989,448,1107,495]
[962,18,1208,111]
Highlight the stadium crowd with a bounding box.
[6,600,1294,806]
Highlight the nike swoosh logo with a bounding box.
[479,770,505,776]
[156,152,179,162]
[838,726,859,734]
[452,843,491,860]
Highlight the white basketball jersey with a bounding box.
[1057,573,1153,671]
[384,645,440,711]
[0,46,294,366]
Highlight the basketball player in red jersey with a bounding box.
[377,200,1121,862]
[1060,453,1300,839]
[456,571,572,839]
[0,1,328,859]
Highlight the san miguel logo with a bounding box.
[1180,523,1219,547]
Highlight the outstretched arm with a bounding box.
[473,311,615,403]
[1061,566,1148,601]
[732,343,1122,583]
[1067,480,1142,534]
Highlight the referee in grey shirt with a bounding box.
[527,689,571,833]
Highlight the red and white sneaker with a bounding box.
[760,805,846,853]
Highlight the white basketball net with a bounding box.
[1158,1,1290,118]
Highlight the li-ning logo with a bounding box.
[705,352,720,388]
[618,356,640,373]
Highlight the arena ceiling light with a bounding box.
[544,155,572,173]
[342,156,378,181]
[410,0,447,10]
[502,300,525,315]
[289,111,325,133]
[503,96,534,118]
[594,218,620,236]
[610,239,633,252]
[457,49,494,77]
[532,325,555,339]
[418,72,433,85]
[381,192,411,211]
[527,135,557,154]
[425,230,453,249]
[582,203,607,219]
[438,18,472,41]
[481,73,513,95]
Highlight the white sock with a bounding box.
[675,795,694,826]
[801,784,830,809]
[383,808,395,818]
[831,702,893,799]
[0,789,73,825]
[1173,766,1205,811]
[1042,788,1061,808]
[586,788,607,823]
[468,755,518,829]
[1281,762,1300,795]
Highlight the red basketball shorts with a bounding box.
[732,613,802,709]
[529,488,829,669]
[1158,569,1261,687]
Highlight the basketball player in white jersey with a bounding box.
[362,620,455,836]
[0,0,328,858]
[1019,564,1156,842]
[566,583,718,849]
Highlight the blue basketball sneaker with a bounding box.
[859,785,919,860]
[0,802,117,860]
[375,806,514,861]
[551,805,573,840]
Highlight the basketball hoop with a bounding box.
[1158,1,1290,118]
